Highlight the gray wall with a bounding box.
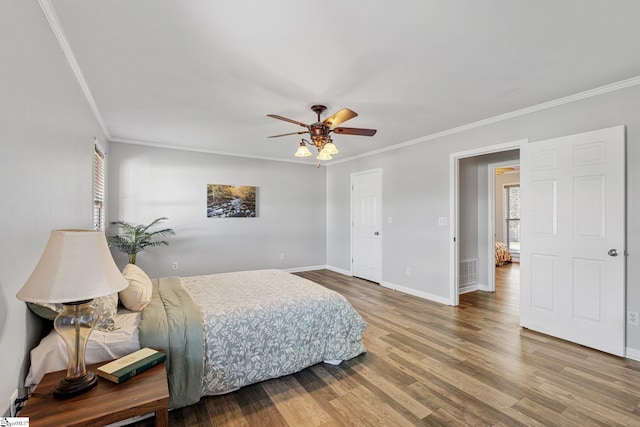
[459,157,479,267]
[326,83,640,353]
[0,0,109,415]
[107,143,327,278]
[328,146,453,300]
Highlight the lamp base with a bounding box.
[53,371,98,398]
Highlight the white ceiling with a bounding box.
[46,0,640,164]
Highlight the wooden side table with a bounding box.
[20,361,169,427]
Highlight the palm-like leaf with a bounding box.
[107,217,175,264]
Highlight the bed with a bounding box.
[25,269,367,409]
[495,241,512,266]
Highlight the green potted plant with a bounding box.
[107,217,175,264]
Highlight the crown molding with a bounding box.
[108,136,316,165]
[38,0,111,139]
[329,75,640,165]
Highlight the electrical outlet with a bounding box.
[9,389,18,417]
[172,261,178,270]
[280,253,285,261]
[405,267,411,276]
[628,311,640,326]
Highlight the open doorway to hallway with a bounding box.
[489,161,520,297]
[454,148,520,306]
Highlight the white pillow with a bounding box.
[25,310,141,389]
[120,264,153,311]
[93,293,119,331]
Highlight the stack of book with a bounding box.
[97,348,166,384]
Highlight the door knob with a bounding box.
[374,231,380,235]
[608,249,619,257]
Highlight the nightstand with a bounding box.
[20,360,169,427]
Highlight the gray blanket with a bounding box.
[181,269,367,396]
[139,276,204,409]
[140,270,367,408]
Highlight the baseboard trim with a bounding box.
[460,284,479,294]
[284,265,354,276]
[477,283,491,292]
[381,281,451,305]
[284,265,328,273]
[625,347,640,361]
[325,265,352,276]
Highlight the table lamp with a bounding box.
[16,230,128,398]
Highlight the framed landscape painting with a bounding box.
[207,184,257,218]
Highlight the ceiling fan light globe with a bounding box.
[316,151,332,161]
[295,145,312,157]
[323,142,339,154]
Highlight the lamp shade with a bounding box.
[16,229,128,303]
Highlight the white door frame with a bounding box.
[486,160,520,292]
[350,168,383,281]
[449,140,526,306]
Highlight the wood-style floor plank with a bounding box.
[128,264,640,426]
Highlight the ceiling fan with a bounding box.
[267,105,377,161]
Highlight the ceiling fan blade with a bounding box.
[332,127,377,137]
[268,131,308,138]
[323,108,357,127]
[267,114,309,128]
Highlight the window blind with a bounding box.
[93,143,105,231]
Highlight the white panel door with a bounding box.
[352,170,382,283]
[520,126,625,356]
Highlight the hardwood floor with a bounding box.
[129,265,640,426]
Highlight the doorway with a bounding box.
[351,169,382,283]
[487,161,520,293]
[449,140,525,306]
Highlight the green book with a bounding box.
[97,348,166,384]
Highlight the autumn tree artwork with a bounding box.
[207,184,257,218]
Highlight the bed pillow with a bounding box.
[26,293,119,332]
[25,309,142,389]
[93,293,119,331]
[120,263,153,312]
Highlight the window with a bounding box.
[505,184,520,253]
[93,142,105,231]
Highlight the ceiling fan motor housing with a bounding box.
[310,125,327,136]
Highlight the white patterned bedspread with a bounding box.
[181,269,367,396]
